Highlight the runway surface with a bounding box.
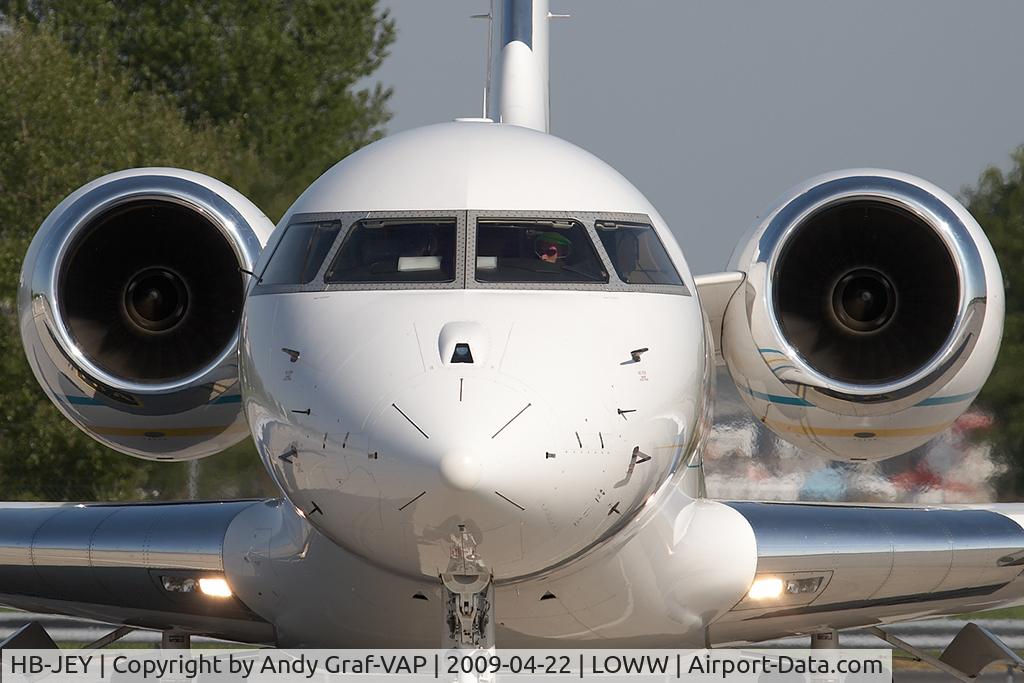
[2,611,1022,680]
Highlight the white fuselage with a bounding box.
[12,1,1023,654]
[243,289,704,579]
[238,121,709,580]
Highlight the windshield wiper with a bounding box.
[559,265,605,282]
[489,260,605,282]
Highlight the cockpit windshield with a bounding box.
[595,220,683,286]
[260,220,343,285]
[254,211,688,295]
[324,219,457,283]
[475,219,608,283]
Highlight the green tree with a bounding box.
[0,24,274,500]
[963,146,1024,497]
[3,0,395,218]
[0,1,394,501]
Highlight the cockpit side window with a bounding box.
[595,220,683,286]
[475,219,608,283]
[261,220,343,285]
[324,218,457,283]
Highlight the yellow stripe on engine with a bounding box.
[92,424,246,438]
[763,420,948,439]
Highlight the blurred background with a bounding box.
[1,0,1023,507]
[4,2,1024,669]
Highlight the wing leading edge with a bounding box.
[5,498,1024,648]
[710,501,1024,645]
[0,500,273,644]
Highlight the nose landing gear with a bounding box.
[441,571,494,649]
[441,524,495,649]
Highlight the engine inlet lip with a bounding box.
[751,173,988,415]
[39,175,262,395]
[829,267,897,334]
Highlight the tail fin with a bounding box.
[485,0,561,132]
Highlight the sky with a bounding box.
[372,1,1024,274]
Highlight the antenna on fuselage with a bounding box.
[475,0,568,133]
[470,4,493,119]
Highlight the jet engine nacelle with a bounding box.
[721,170,1003,461]
[19,168,275,460]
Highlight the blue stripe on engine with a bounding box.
[914,392,977,407]
[64,395,101,405]
[742,386,814,407]
[63,394,242,406]
[743,384,976,410]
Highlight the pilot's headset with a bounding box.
[534,232,572,261]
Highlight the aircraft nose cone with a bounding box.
[439,452,482,491]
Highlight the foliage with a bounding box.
[0,25,265,500]
[963,146,1024,497]
[0,24,265,293]
[0,1,393,501]
[2,0,395,218]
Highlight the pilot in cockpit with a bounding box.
[534,232,572,264]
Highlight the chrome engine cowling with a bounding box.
[19,168,275,460]
[721,170,1003,460]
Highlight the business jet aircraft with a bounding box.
[4,0,1024,671]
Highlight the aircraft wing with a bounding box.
[5,497,1024,648]
[709,500,1024,645]
[0,500,274,644]
[694,271,744,364]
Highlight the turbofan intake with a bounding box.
[19,168,275,460]
[721,170,1002,460]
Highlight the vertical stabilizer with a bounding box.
[486,0,551,132]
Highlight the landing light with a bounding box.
[747,577,784,600]
[161,575,234,598]
[747,575,825,601]
[161,576,197,593]
[199,577,234,598]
